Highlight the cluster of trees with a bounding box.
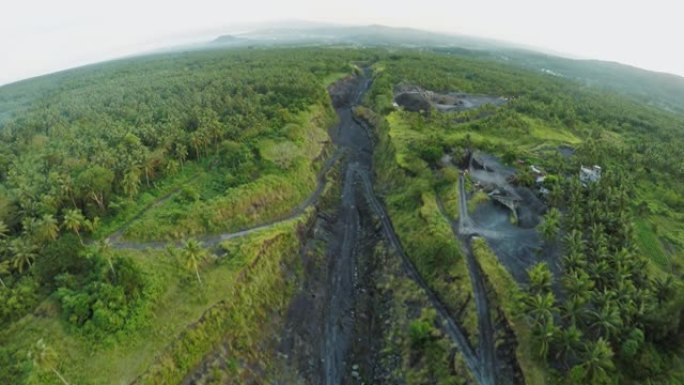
[365,50,684,384]
[0,48,364,333]
[520,171,682,384]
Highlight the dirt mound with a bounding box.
[393,85,507,113]
[394,92,432,113]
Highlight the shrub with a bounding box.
[55,255,148,338]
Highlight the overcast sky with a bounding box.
[2,0,683,85]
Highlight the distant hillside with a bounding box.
[494,50,684,114]
[211,34,247,45]
[218,23,516,51]
[209,23,684,116]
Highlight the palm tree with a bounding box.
[122,166,142,198]
[0,220,8,238]
[564,229,585,256]
[0,260,10,288]
[83,216,100,234]
[143,149,166,187]
[28,338,71,385]
[165,159,180,176]
[528,262,553,294]
[563,251,587,272]
[63,209,85,244]
[526,292,558,326]
[579,338,615,385]
[538,208,561,241]
[561,297,590,327]
[175,143,188,168]
[554,324,583,363]
[533,319,558,360]
[58,174,78,209]
[10,238,37,273]
[590,303,623,340]
[21,217,39,239]
[180,239,207,285]
[653,276,676,304]
[563,270,594,306]
[36,214,59,243]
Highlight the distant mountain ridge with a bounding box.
[2,23,683,119]
[212,23,518,51]
[209,23,684,115]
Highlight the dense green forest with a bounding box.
[0,46,682,384]
[361,51,684,384]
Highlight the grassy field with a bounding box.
[0,62,349,385]
[4,211,312,385]
[113,103,335,241]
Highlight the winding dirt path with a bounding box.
[115,68,495,385]
[437,174,498,385]
[107,149,343,250]
[107,174,202,244]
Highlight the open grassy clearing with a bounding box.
[3,212,311,385]
[119,104,336,241]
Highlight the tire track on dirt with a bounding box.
[437,174,498,385]
[107,149,343,250]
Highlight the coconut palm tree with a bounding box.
[563,270,594,306]
[10,238,37,273]
[28,339,71,385]
[528,262,553,294]
[561,297,590,327]
[590,303,623,340]
[122,166,142,198]
[0,260,10,288]
[564,230,584,256]
[579,338,615,385]
[562,251,587,272]
[62,209,85,244]
[526,292,558,326]
[538,208,561,241]
[554,324,583,364]
[36,214,59,243]
[0,220,8,238]
[533,319,558,360]
[180,239,207,285]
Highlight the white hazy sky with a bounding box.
[2,0,683,85]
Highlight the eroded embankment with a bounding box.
[437,177,497,385]
[132,69,515,385]
[280,70,493,384]
[132,215,315,385]
[438,173,528,385]
[466,151,560,283]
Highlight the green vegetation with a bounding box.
[0,47,364,383]
[372,243,474,385]
[136,216,310,384]
[1,44,683,384]
[472,238,548,385]
[518,174,684,384]
[363,50,684,384]
[360,104,479,343]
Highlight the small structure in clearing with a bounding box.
[580,165,602,185]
